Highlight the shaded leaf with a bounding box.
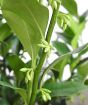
[0,81,27,105]
[41,44,88,82]
[53,41,70,55]
[6,54,28,82]
[0,23,11,41]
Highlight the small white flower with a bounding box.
[38,39,52,54]
[40,88,51,102]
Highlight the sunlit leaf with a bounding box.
[1,0,49,67]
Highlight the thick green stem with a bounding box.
[27,81,32,104]
[29,4,60,105]
[46,6,60,43]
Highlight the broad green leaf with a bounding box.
[0,23,11,41]
[0,99,9,105]
[6,54,28,82]
[53,41,70,55]
[44,81,87,97]
[78,60,88,78]
[0,81,27,105]
[61,0,78,16]
[1,0,49,67]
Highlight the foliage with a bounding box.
[0,0,88,105]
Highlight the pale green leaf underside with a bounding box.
[1,0,49,65]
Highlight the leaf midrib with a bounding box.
[22,2,44,38]
[2,10,33,54]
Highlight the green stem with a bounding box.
[29,4,60,105]
[46,6,60,43]
[27,81,32,104]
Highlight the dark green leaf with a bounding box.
[6,54,28,82]
[53,41,70,55]
[61,0,78,16]
[0,81,27,105]
[0,23,11,41]
[79,10,88,23]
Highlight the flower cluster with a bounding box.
[40,88,51,102]
[48,0,61,9]
[38,39,52,54]
[57,12,70,31]
[20,68,34,83]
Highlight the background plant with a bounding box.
[0,0,88,105]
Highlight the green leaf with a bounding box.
[0,0,3,6]
[58,15,86,48]
[44,81,87,97]
[61,0,78,16]
[54,54,69,79]
[6,54,28,82]
[0,23,11,41]
[53,41,70,55]
[0,81,27,105]
[78,60,88,78]
[41,44,88,82]
[1,0,49,67]
[79,44,88,56]
[52,44,88,72]
[0,36,20,56]
[52,41,70,79]
[79,10,88,23]
[71,21,86,48]
[65,15,85,48]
